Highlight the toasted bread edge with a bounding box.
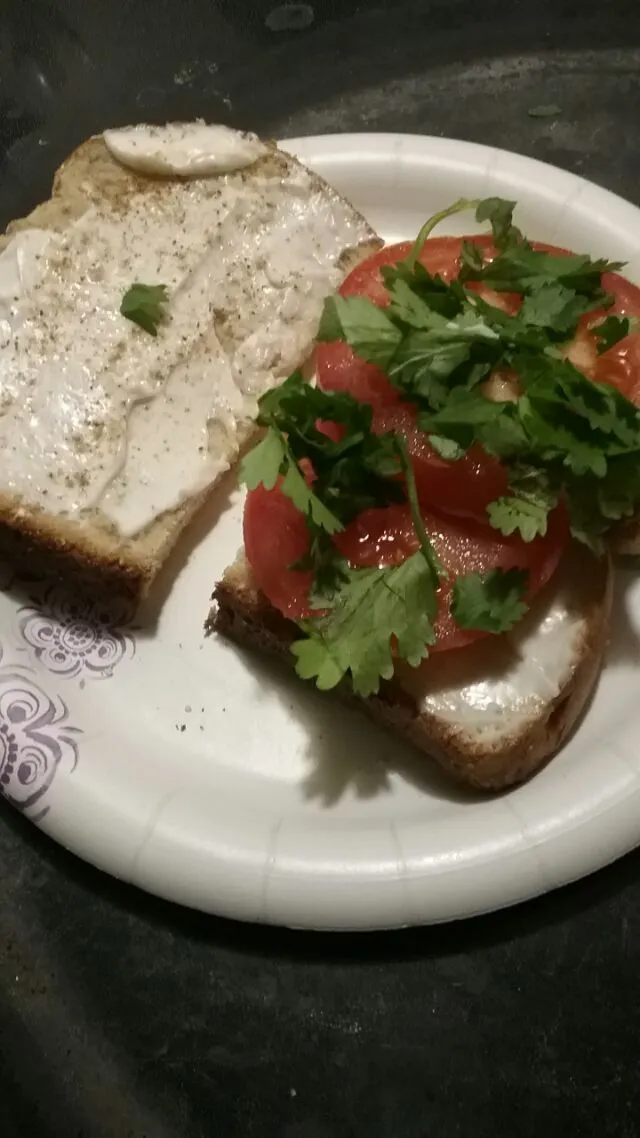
[208,550,612,792]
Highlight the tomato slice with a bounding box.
[334,503,567,651]
[244,484,568,652]
[371,402,509,520]
[316,236,481,409]
[316,235,511,410]
[316,235,519,523]
[244,481,316,619]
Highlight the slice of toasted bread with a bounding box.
[208,544,612,790]
[0,127,381,601]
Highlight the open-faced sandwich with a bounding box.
[0,122,379,598]
[3,122,640,794]
[210,196,640,790]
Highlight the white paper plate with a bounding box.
[3,133,640,931]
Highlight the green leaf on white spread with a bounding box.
[527,104,562,118]
[292,552,438,697]
[591,314,632,354]
[120,282,169,336]
[317,294,402,369]
[451,567,529,633]
[475,198,523,250]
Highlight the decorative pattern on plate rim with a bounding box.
[17,583,136,681]
[0,663,81,821]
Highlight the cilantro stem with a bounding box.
[405,198,481,270]
[395,435,444,585]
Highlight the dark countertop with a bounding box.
[2,2,640,1135]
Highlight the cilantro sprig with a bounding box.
[317,196,640,550]
[293,554,438,697]
[451,568,529,633]
[120,283,169,336]
[239,194,640,693]
[241,372,533,695]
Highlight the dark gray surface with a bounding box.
[2,2,640,1136]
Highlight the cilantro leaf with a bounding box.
[386,278,448,329]
[293,553,437,696]
[475,198,523,250]
[514,355,640,455]
[468,245,623,298]
[418,387,521,454]
[387,310,500,404]
[591,315,632,354]
[239,429,285,491]
[242,372,408,591]
[280,455,343,533]
[120,283,169,336]
[487,496,551,541]
[294,529,350,603]
[428,434,467,460]
[451,568,529,633]
[565,455,640,549]
[460,240,485,273]
[317,295,402,369]
[382,262,466,320]
[519,282,604,335]
[500,465,559,537]
[240,425,343,534]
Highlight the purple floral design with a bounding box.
[18,584,135,681]
[0,667,81,820]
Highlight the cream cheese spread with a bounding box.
[397,549,586,728]
[0,123,373,537]
[103,122,267,177]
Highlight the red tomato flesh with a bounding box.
[243,484,568,651]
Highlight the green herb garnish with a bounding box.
[120,283,169,336]
[451,568,529,634]
[240,195,640,694]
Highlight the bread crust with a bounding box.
[209,547,613,791]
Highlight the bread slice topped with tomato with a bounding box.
[209,197,640,790]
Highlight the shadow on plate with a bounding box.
[226,646,493,808]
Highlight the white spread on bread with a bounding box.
[103,122,267,176]
[0,125,373,536]
[397,551,584,741]
[0,229,52,345]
